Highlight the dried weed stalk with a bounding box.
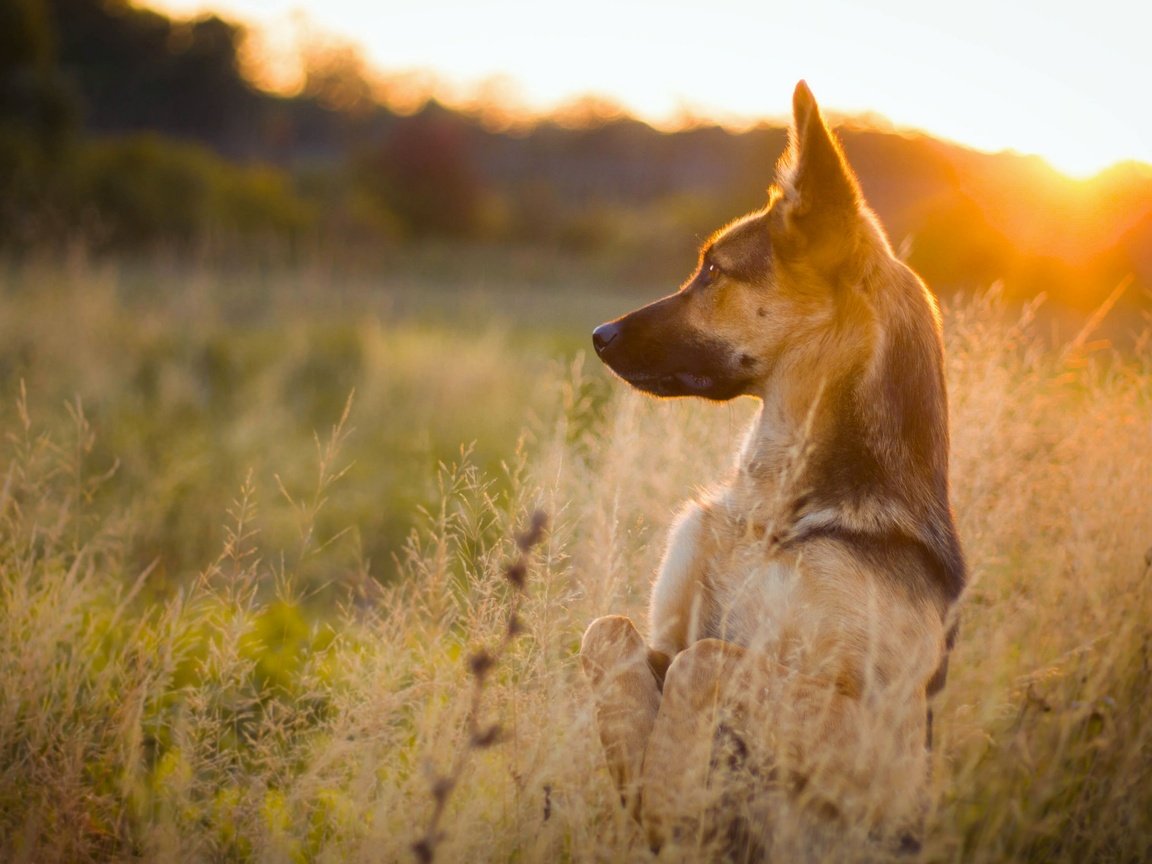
[412,509,548,864]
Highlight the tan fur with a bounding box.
[582,82,965,860]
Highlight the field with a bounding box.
[1,252,1150,863]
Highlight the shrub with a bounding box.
[70,133,313,249]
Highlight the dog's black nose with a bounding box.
[592,322,621,356]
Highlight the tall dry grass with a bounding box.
[0,261,1149,862]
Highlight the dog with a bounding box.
[580,81,965,860]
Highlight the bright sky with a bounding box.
[149,0,1152,178]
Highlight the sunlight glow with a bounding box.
[148,0,1150,178]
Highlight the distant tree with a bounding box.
[162,16,259,148]
[356,105,484,237]
[0,0,73,143]
[0,0,76,240]
[48,0,258,154]
[299,32,376,114]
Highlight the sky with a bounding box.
[148,0,1152,178]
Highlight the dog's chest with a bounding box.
[700,521,804,649]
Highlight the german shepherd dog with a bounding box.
[580,82,965,860]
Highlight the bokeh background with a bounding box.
[2,2,1151,861]
[5,0,1152,320]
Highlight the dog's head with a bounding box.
[593,81,882,401]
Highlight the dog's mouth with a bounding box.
[620,370,735,400]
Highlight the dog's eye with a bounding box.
[701,262,720,285]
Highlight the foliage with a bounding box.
[354,106,485,239]
[1,0,1148,319]
[0,255,579,588]
[0,256,1149,861]
[48,0,258,148]
[0,0,76,240]
[70,134,313,249]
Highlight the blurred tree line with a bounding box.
[2,0,1150,314]
[0,0,768,262]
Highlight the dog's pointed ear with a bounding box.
[774,81,863,274]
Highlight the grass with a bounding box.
[0,254,1149,862]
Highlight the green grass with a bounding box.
[0,254,1149,862]
[0,251,651,591]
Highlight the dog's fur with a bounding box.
[581,82,965,859]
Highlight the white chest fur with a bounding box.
[647,497,805,658]
[705,540,801,649]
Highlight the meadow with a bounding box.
[0,251,1149,863]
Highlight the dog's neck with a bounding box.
[738,384,811,481]
[727,303,965,604]
[736,317,947,547]
[736,367,847,511]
